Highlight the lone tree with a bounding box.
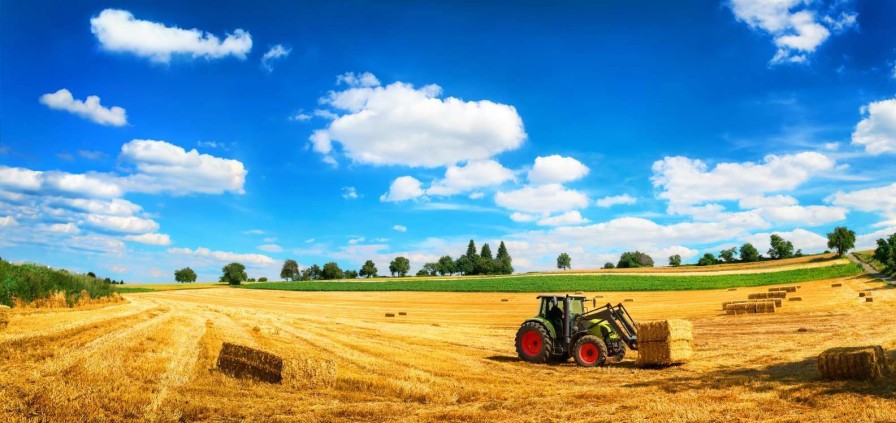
[617,251,654,268]
[873,233,896,276]
[389,256,411,277]
[826,226,856,257]
[603,262,615,269]
[697,253,718,266]
[320,262,344,280]
[557,253,572,270]
[359,260,378,278]
[739,243,760,262]
[496,241,513,274]
[669,255,682,267]
[719,247,738,263]
[280,259,300,281]
[174,267,197,283]
[768,234,795,260]
[220,262,247,285]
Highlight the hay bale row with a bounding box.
[748,292,787,300]
[217,343,283,384]
[0,304,10,330]
[724,302,776,314]
[636,320,693,366]
[722,299,780,310]
[818,346,888,381]
[768,286,798,293]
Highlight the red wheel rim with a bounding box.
[578,343,600,365]
[520,330,542,356]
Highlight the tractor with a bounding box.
[515,294,639,366]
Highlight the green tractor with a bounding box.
[515,294,639,366]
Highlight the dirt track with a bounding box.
[1,274,894,422]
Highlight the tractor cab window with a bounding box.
[568,300,584,316]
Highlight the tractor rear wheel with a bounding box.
[573,335,608,367]
[515,322,553,364]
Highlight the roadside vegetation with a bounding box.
[241,263,862,293]
[0,259,115,307]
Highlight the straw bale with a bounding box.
[637,340,693,366]
[500,299,509,302]
[831,283,842,288]
[748,293,768,300]
[637,319,693,342]
[865,297,874,303]
[768,292,787,299]
[398,312,407,316]
[789,297,802,301]
[782,287,797,293]
[624,299,634,302]
[727,288,737,291]
[385,313,395,317]
[283,357,336,389]
[217,343,283,384]
[818,346,887,381]
[859,292,866,297]
[0,304,10,330]
[768,288,781,292]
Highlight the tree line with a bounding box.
[555,226,861,270]
[416,240,513,276]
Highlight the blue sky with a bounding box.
[1,0,895,282]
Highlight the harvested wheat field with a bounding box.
[1,274,894,422]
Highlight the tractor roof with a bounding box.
[536,294,588,300]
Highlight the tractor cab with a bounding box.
[515,294,640,367]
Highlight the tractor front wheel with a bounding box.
[573,335,608,367]
[515,322,553,364]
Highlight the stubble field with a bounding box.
[1,272,894,422]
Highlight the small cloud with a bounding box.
[509,212,536,223]
[595,194,637,208]
[822,142,839,151]
[263,237,277,243]
[469,192,485,200]
[243,229,265,235]
[124,233,171,245]
[348,237,365,245]
[261,44,291,72]
[336,72,380,87]
[258,244,283,252]
[0,216,18,227]
[380,176,425,202]
[78,150,105,159]
[305,238,315,243]
[290,112,312,122]
[56,153,74,161]
[392,225,407,232]
[342,187,360,200]
[39,88,127,126]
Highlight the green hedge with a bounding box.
[0,260,114,307]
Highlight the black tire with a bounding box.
[607,348,626,364]
[515,321,554,364]
[573,335,608,367]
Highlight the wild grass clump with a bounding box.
[0,260,114,307]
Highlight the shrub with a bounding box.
[617,251,654,268]
[0,260,114,307]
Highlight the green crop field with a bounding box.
[240,263,863,293]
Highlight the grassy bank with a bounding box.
[0,260,114,307]
[853,250,887,274]
[240,263,863,293]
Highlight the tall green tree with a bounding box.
[719,247,738,263]
[739,243,761,262]
[454,255,474,275]
[473,255,493,275]
[220,262,247,285]
[389,256,411,277]
[480,243,493,260]
[873,233,896,275]
[174,267,197,283]
[496,241,513,274]
[668,255,682,267]
[344,269,359,279]
[320,262,344,280]
[768,234,794,259]
[557,253,572,270]
[465,240,478,259]
[421,262,439,276]
[826,226,856,257]
[697,253,718,266]
[436,255,455,276]
[359,260,378,278]
[617,251,653,268]
[280,259,300,281]
[301,264,321,281]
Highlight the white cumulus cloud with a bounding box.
[392,225,407,232]
[380,176,425,202]
[168,247,274,265]
[260,44,290,72]
[310,74,526,167]
[527,155,589,185]
[124,233,171,245]
[537,211,590,226]
[496,184,589,214]
[852,98,896,155]
[427,160,515,196]
[119,139,247,195]
[595,194,637,208]
[828,182,896,218]
[90,9,252,63]
[84,214,159,234]
[39,89,127,126]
